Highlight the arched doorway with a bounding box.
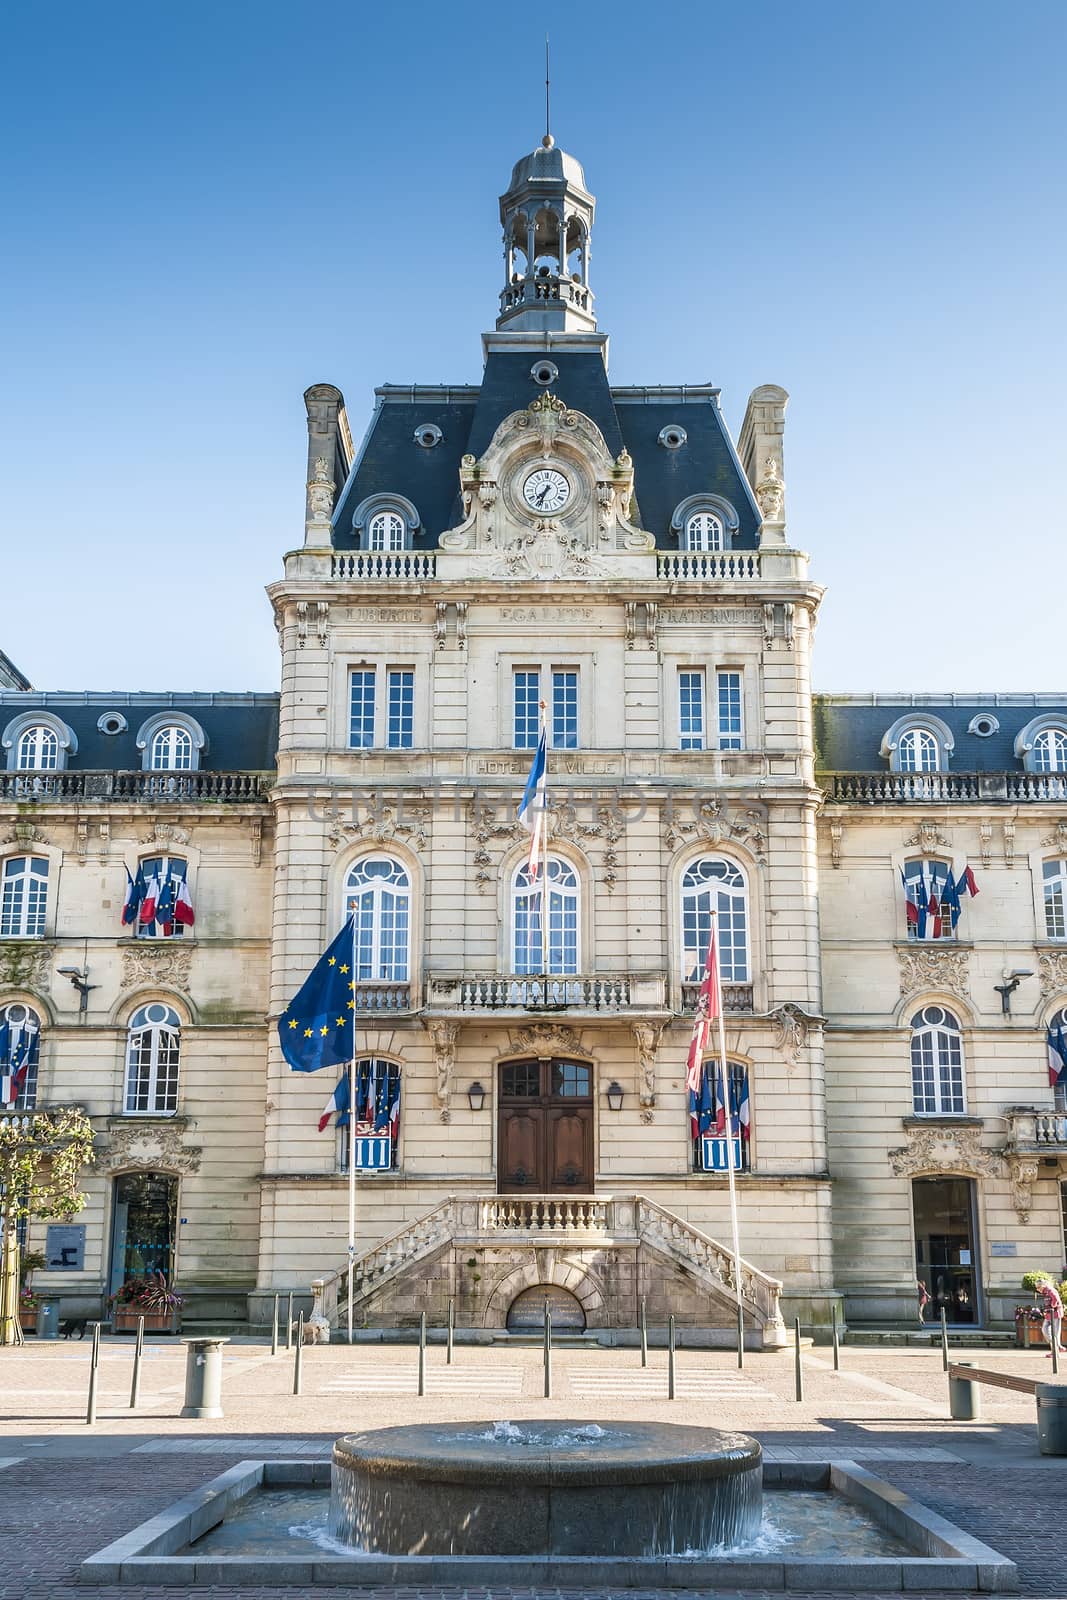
[107,1171,178,1298]
[498,1058,593,1192]
[506,1284,586,1333]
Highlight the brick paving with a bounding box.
[2,1338,1066,1599]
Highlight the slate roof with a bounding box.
[0,650,30,691]
[0,692,279,771]
[331,353,761,550]
[815,694,1067,772]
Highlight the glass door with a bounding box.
[912,1176,980,1325]
[108,1172,178,1296]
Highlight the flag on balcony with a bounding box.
[0,1010,39,1108]
[689,1064,715,1140]
[518,727,548,877]
[901,868,927,935]
[685,924,721,1109]
[121,864,146,928]
[957,865,980,899]
[319,1073,350,1131]
[1048,1023,1067,1088]
[139,873,160,926]
[278,917,357,1072]
[155,875,175,936]
[940,870,961,933]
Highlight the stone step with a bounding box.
[843,1327,1017,1348]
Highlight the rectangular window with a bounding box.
[679,670,705,750]
[0,857,48,939]
[386,669,414,750]
[1044,861,1067,940]
[513,669,541,750]
[551,670,578,750]
[717,671,743,750]
[904,859,954,943]
[349,668,376,749]
[695,1062,751,1173]
[136,856,187,941]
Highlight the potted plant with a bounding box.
[110,1272,182,1333]
[18,1287,38,1333]
[1017,1271,1055,1347]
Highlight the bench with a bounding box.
[948,1360,1067,1453]
[947,1362,1038,1398]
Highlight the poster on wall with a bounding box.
[45,1224,86,1270]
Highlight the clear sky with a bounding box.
[3,1,1063,694]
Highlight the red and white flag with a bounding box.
[686,922,721,1101]
[173,877,196,927]
[139,875,160,925]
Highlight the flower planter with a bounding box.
[1016,1308,1045,1348]
[112,1308,179,1334]
[19,1311,37,1334]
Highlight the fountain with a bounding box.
[329,1420,762,1556]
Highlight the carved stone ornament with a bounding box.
[1004,818,1016,868]
[0,942,52,991]
[120,944,193,993]
[1043,820,1067,853]
[307,456,335,524]
[468,798,619,893]
[755,456,784,521]
[979,821,993,869]
[662,796,768,863]
[426,1020,459,1123]
[897,946,970,999]
[888,1124,1003,1182]
[509,1022,587,1059]
[829,821,843,870]
[769,1004,818,1067]
[99,1118,201,1175]
[1006,1154,1040,1224]
[326,798,431,853]
[631,1020,664,1122]
[1039,951,1067,999]
[140,822,190,848]
[0,821,49,848]
[904,821,951,852]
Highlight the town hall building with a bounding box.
[3,135,1067,1341]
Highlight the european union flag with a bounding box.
[278,917,356,1072]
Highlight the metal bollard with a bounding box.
[129,1315,144,1409]
[447,1298,454,1365]
[639,1296,647,1368]
[544,1307,552,1398]
[1054,1332,1061,1377]
[293,1314,304,1395]
[181,1336,229,1419]
[286,1292,294,1352]
[418,1312,426,1396]
[271,1294,279,1357]
[948,1361,979,1421]
[736,1303,745,1371]
[85,1322,101,1426]
[1036,1382,1067,1454]
[831,1304,840,1372]
[941,1307,949,1372]
[668,1314,676,1399]
[794,1317,803,1402]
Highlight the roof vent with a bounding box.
[414,423,442,449]
[97,712,128,736]
[659,425,687,450]
[968,713,999,738]
[531,359,559,387]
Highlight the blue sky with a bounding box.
[3,1,1063,693]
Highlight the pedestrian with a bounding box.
[916,1279,929,1328]
[1039,1279,1065,1354]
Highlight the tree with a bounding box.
[0,1108,94,1345]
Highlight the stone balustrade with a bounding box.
[680,981,753,1014]
[425,972,667,1013]
[823,771,1067,803]
[330,551,436,581]
[474,1196,611,1234]
[657,551,761,581]
[350,981,411,1013]
[1004,1107,1067,1150]
[0,770,271,804]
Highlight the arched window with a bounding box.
[0,856,48,938]
[16,725,58,771]
[125,1003,181,1115]
[898,728,940,773]
[344,857,411,984]
[680,858,749,984]
[367,512,406,551]
[512,857,579,976]
[911,1005,965,1115]
[903,858,955,942]
[150,725,193,771]
[338,1057,401,1171]
[683,512,724,552]
[1033,729,1067,774]
[1044,861,1067,941]
[692,1058,751,1173]
[0,1002,40,1110]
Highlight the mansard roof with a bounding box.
[0,691,278,771]
[815,693,1067,771]
[330,351,761,551]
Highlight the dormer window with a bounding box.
[368,512,406,551]
[898,728,940,773]
[2,712,77,775]
[880,714,954,774]
[352,494,419,553]
[135,713,206,774]
[670,495,739,552]
[684,513,724,552]
[1016,716,1067,777]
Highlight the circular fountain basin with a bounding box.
[329,1420,761,1556]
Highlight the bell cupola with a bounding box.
[497,136,596,333]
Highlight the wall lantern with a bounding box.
[467,1081,487,1113]
[605,1081,625,1113]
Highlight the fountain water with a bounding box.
[329,1419,762,1556]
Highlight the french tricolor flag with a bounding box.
[1048,1024,1067,1089]
[957,865,979,899]
[139,875,160,925]
[319,1074,350,1132]
[122,865,145,928]
[173,878,195,927]
[518,727,548,878]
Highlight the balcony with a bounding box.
[1004,1107,1067,1151]
[325,549,765,584]
[351,981,411,1013]
[657,551,761,581]
[822,770,1067,803]
[330,551,436,581]
[425,972,667,1015]
[681,981,754,1014]
[0,770,272,804]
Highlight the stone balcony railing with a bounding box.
[325,549,765,584]
[424,972,668,1014]
[822,770,1067,803]
[499,273,592,316]
[680,981,754,1014]
[330,551,437,581]
[0,770,272,804]
[1004,1107,1067,1151]
[351,982,412,1013]
[657,551,761,581]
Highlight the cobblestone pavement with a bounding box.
[2,1339,1066,1600]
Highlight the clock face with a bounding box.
[522,467,571,514]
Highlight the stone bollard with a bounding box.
[1036,1383,1067,1454]
[180,1337,230,1420]
[948,1361,980,1421]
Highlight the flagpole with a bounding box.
[710,909,745,1334]
[347,915,357,1346]
[539,700,550,988]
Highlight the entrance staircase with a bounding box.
[313,1194,786,1345]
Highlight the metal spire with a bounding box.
[543,35,553,148]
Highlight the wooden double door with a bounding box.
[498,1058,594,1193]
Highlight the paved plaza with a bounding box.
[2,1337,1065,1600]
